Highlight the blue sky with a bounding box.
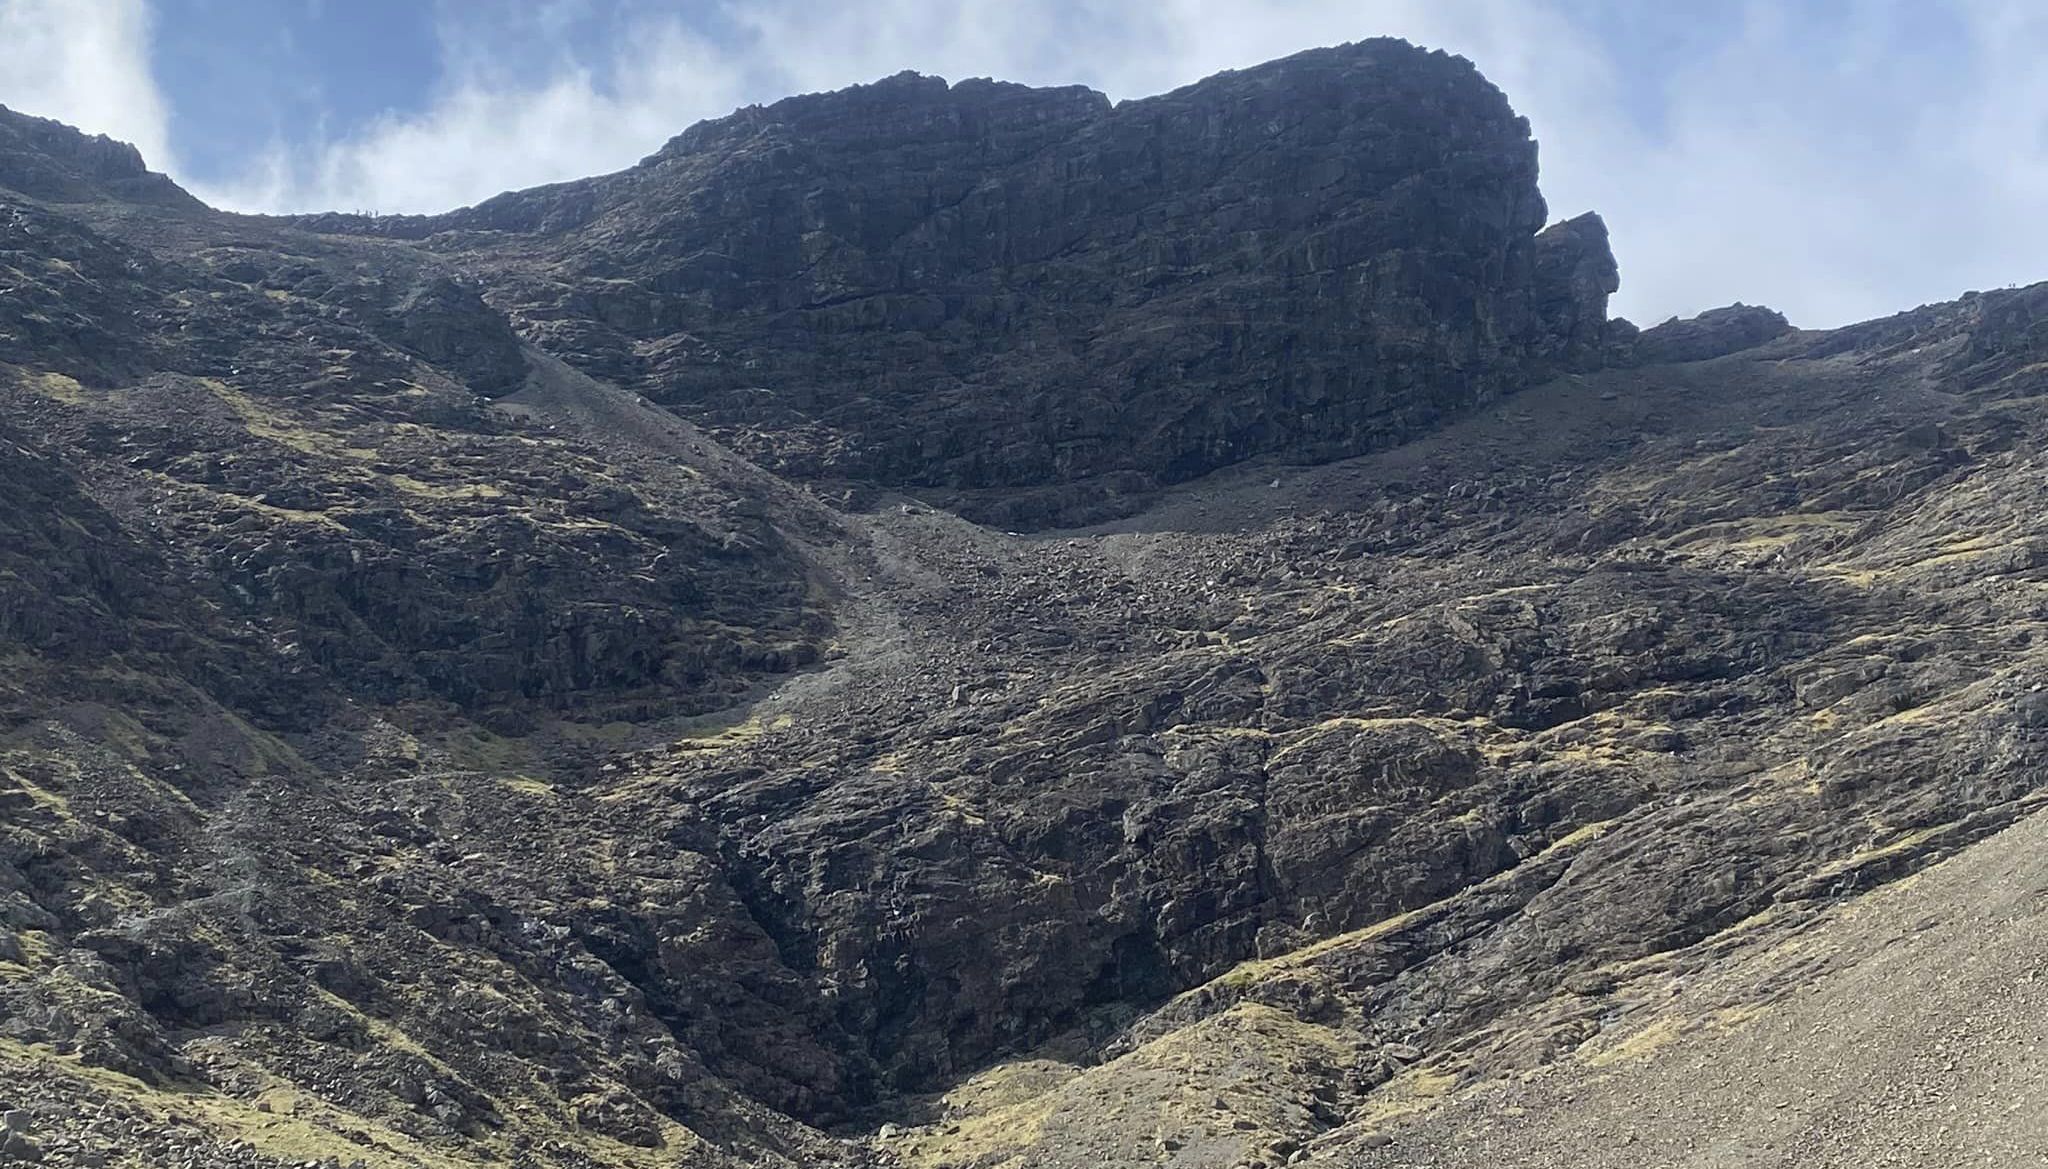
[150,0,442,182]
[1,1,2044,329]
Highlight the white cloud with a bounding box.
[202,18,753,216]
[1564,0,2048,328]
[0,0,174,171]
[6,0,2048,329]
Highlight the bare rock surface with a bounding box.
[1629,303,1793,364]
[299,40,1619,528]
[1,38,2047,1169]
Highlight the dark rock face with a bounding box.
[311,40,1616,525]
[383,276,529,397]
[1532,211,1622,367]
[0,417,157,664]
[1630,302,1792,364]
[0,106,199,208]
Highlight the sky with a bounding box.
[0,1,2043,329]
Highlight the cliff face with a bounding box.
[0,105,199,207]
[307,40,1617,525]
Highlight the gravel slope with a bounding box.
[1343,802,2048,1167]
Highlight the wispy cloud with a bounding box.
[207,16,751,217]
[3,0,2048,328]
[0,0,173,170]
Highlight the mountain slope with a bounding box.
[1,37,2046,1169]
[1338,798,2048,1167]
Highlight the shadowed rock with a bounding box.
[1532,211,1623,367]
[0,105,199,208]
[1631,302,1793,363]
[386,276,529,398]
[302,39,1620,527]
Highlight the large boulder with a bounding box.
[387,276,529,397]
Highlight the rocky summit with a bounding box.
[0,35,2044,1169]
[295,42,1617,528]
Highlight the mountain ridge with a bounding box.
[277,38,1621,527]
[1,36,2046,1169]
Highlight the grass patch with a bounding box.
[667,713,793,753]
[1351,1061,1461,1128]
[1207,906,1425,993]
[938,791,987,825]
[1586,1017,1684,1067]
[889,1003,1362,1169]
[18,368,88,404]
[0,1037,492,1169]
[203,380,338,457]
[887,1068,1062,1169]
[385,474,506,501]
[1585,1003,1768,1070]
[1663,511,1859,558]
[1265,716,1455,767]
[1811,820,1959,882]
[1542,818,1619,854]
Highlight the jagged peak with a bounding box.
[646,37,1500,165]
[1140,36,1495,95]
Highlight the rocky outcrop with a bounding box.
[0,191,831,733]
[383,275,530,397]
[0,195,178,381]
[1630,302,1792,364]
[309,39,1618,525]
[0,106,199,207]
[0,416,157,664]
[1803,282,2048,392]
[1532,212,1622,367]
